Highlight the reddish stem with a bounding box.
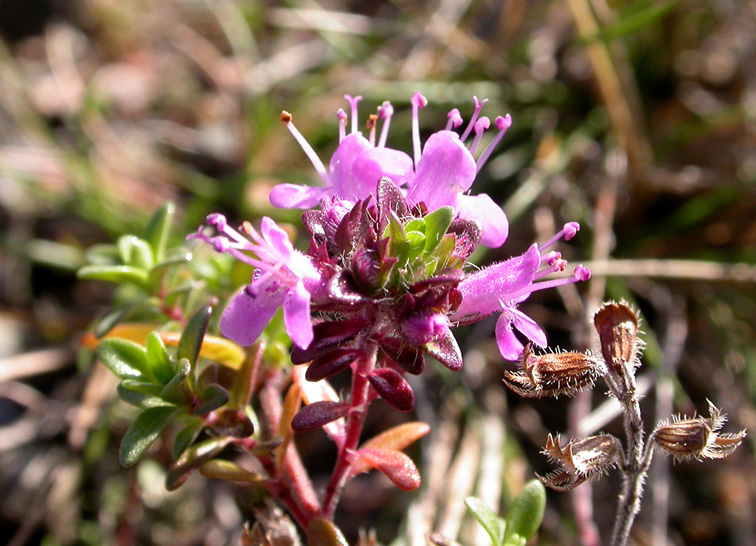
[321,345,378,519]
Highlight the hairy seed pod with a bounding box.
[502,344,605,398]
[653,400,746,461]
[593,301,641,398]
[538,433,623,491]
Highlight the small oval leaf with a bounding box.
[165,436,230,491]
[77,265,149,286]
[465,497,506,546]
[291,401,350,433]
[97,338,150,379]
[199,460,262,483]
[355,448,421,491]
[194,384,230,415]
[306,517,349,546]
[145,332,174,384]
[171,418,205,460]
[352,422,430,475]
[178,305,213,368]
[119,405,180,467]
[502,480,546,545]
[367,368,415,412]
[142,202,175,263]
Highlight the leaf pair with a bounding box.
[464,480,546,546]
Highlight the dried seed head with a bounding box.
[593,301,640,371]
[538,433,622,491]
[653,400,746,462]
[502,344,605,398]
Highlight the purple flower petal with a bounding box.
[495,314,524,361]
[456,193,508,248]
[454,244,541,320]
[351,147,414,190]
[269,183,328,209]
[260,217,294,261]
[408,131,476,210]
[329,133,374,200]
[220,283,284,346]
[511,307,547,347]
[283,280,314,349]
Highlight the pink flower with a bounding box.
[270,94,512,247]
[452,223,590,360]
[188,214,325,349]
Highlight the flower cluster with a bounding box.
[191,93,590,411]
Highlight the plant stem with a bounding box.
[321,345,377,519]
[610,394,654,546]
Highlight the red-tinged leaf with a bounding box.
[290,319,367,364]
[294,368,346,445]
[368,368,415,412]
[352,422,430,475]
[306,348,361,382]
[276,382,302,469]
[291,401,350,433]
[355,448,421,491]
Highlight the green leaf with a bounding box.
[77,265,149,286]
[84,244,120,266]
[195,384,229,415]
[142,202,175,263]
[385,211,409,265]
[97,338,150,379]
[93,298,153,338]
[171,418,205,460]
[117,384,173,408]
[178,305,212,368]
[120,379,164,397]
[117,235,154,270]
[306,518,349,546]
[160,358,192,402]
[119,405,180,467]
[406,230,426,261]
[199,460,262,483]
[502,480,546,546]
[165,436,230,490]
[584,0,676,43]
[145,332,175,384]
[423,206,454,255]
[465,497,506,546]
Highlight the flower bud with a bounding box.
[539,433,622,492]
[502,344,605,398]
[653,401,746,461]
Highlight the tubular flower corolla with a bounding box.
[452,223,590,360]
[188,214,326,350]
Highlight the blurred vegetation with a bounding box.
[1,0,756,545]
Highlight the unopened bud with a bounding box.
[502,344,605,398]
[539,433,622,491]
[653,401,746,461]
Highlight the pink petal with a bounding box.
[511,307,547,347]
[456,193,508,248]
[329,133,373,200]
[454,244,541,319]
[283,280,314,349]
[220,284,284,346]
[269,183,328,209]
[352,146,414,190]
[260,217,293,261]
[408,131,475,210]
[495,314,525,361]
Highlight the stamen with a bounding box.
[446,108,463,131]
[411,92,428,167]
[281,111,330,186]
[337,108,347,143]
[367,114,378,146]
[508,266,591,300]
[377,101,394,148]
[476,114,513,173]
[469,116,490,155]
[344,95,362,134]
[460,96,488,142]
[540,222,582,251]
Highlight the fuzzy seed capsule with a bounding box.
[653,401,746,461]
[539,433,622,491]
[502,344,605,398]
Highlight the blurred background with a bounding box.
[2,0,756,545]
